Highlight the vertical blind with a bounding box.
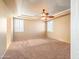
[47,21,53,32]
[14,19,24,32]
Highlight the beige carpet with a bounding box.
[3,38,70,59]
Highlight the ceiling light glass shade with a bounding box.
[41,16,46,20]
[41,12,46,20]
[41,13,46,16]
[41,17,45,20]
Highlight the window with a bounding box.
[14,19,24,32]
[47,21,53,32]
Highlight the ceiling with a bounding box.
[1,0,70,16]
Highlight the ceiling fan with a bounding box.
[41,9,54,21]
[14,9,54,21]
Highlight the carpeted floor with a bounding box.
[3,38,70,59]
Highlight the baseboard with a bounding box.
[47,37,70,44]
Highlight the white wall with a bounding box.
[0,0,13,59]
[6,17,13,49]
[47,14,70,43]
[0,17,13,59]
[0,18,7,59]
[14,20,45,41]
[71,0,79,59]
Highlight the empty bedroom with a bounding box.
[0,0,70,59]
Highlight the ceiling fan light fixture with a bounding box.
[41,9,54,21]
[41,9,47,16]
[43,9,45,13]
[41,17,46,20]
[41,13,46,16]
[41,9,49,16]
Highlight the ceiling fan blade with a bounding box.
[47,16,54,18]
